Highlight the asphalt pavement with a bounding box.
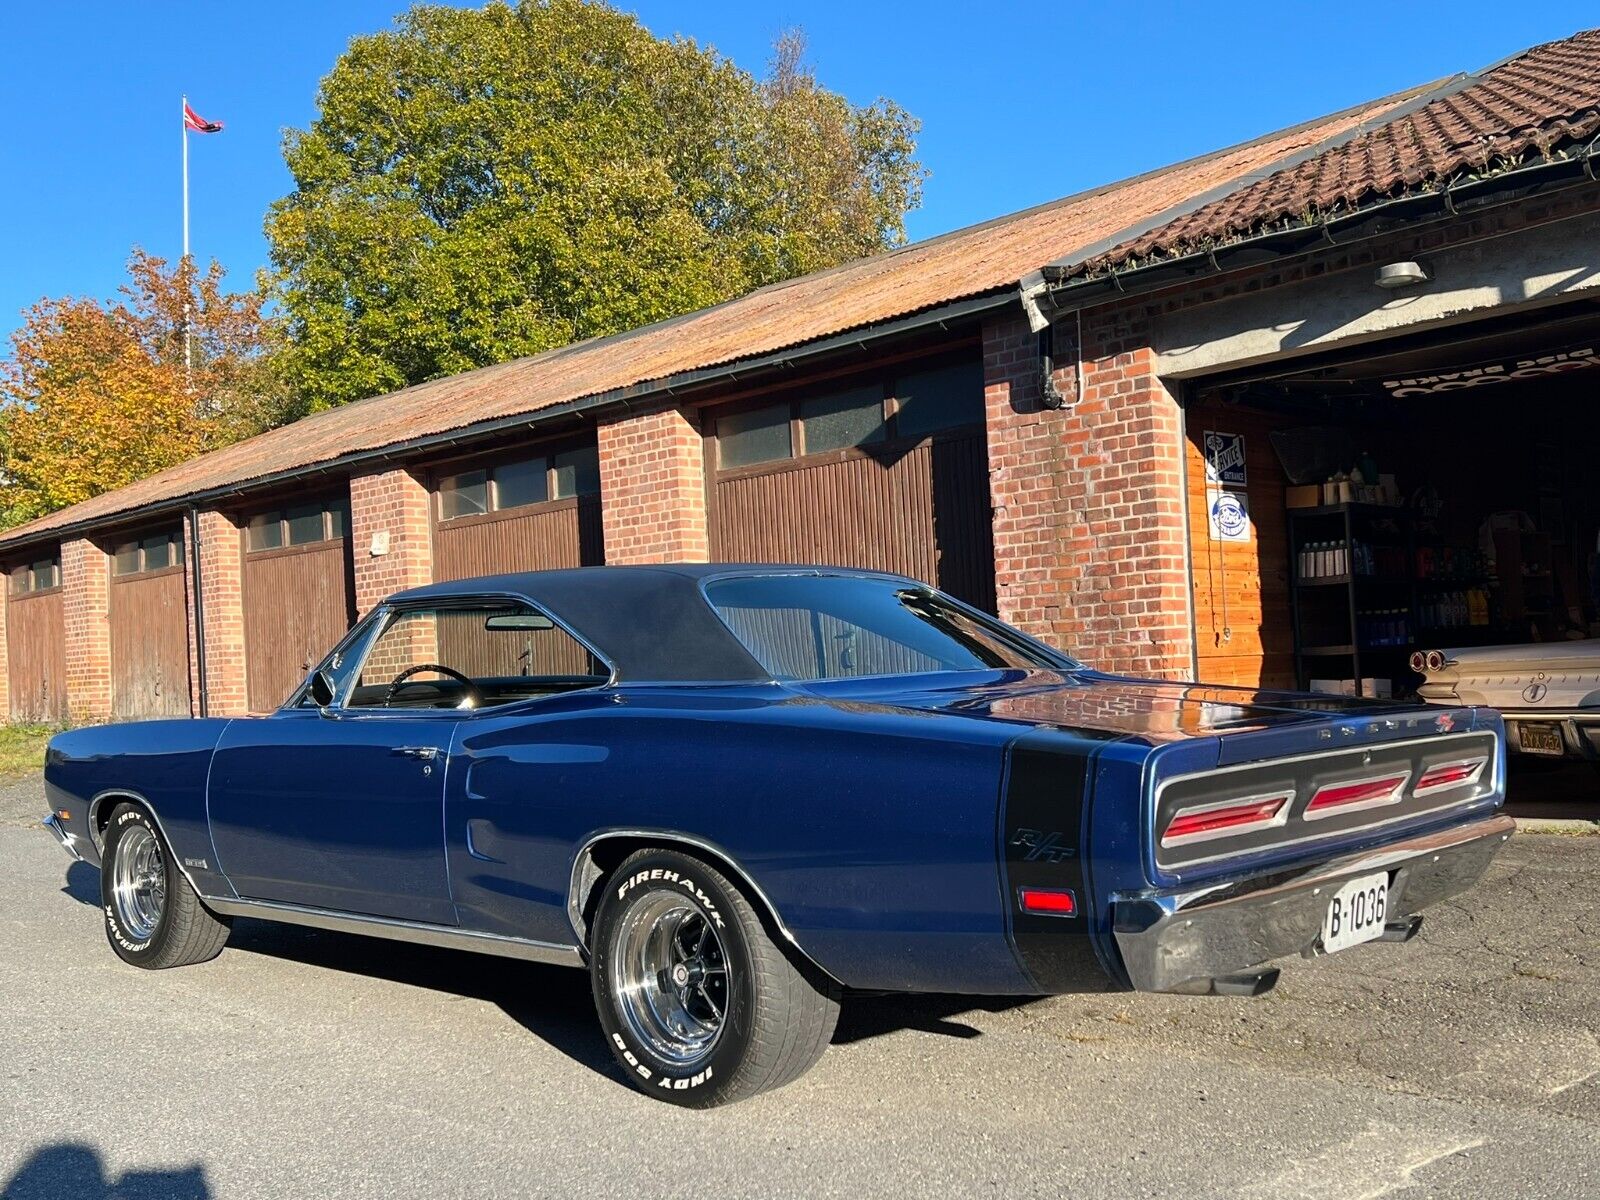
[1,773,1596,1200]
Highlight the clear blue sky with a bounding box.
[0,2,1592,343]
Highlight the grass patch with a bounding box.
[0,724,58,782]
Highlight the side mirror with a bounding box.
[308,669,337,708]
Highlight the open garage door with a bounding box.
[6,554,67,723]
[108,530,192,720]
[431,442,603,583]
[1184,302,1600,702]
[706,355,996,612]
[242,498,356,712]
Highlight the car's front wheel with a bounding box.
[590,848,839,1107]
[101,803,230,969]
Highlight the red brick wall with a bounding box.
[185,510,248,716]
[61,538,112,723]
[984,310,1192,678]
[597,401,709,563]
[350,468,433,616]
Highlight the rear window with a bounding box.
[704,574,1062,681]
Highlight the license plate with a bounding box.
[1321,871,1389,954]
[1517,722,1564,756]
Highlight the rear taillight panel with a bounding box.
[1152,731,1499,875]
[1160,792,1292,848]
[1304,772,1409,820]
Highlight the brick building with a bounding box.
[4,30,1600,724]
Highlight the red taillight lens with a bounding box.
[1018,887,1077,916]
[1415,757,1487,796]
[1305,773,1408,818]
[1161,794,1290,846]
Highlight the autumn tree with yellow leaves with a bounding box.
[0,250,291,528]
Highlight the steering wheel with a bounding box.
[383,663,484,709]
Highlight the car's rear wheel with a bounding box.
[590,848,839,1107]
[101,803,230,969]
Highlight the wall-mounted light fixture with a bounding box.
[1375,260,1430,289]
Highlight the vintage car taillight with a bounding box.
[1425,650,1447,672]
[1304,773,1409,819]
[1414,757,1488,797]
[1160,793,1292,847]
[1409,651,1426,672]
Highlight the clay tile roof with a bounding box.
[1075,28,1600,276]
[15,32,1600,548]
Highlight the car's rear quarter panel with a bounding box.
[446,687,1043,993]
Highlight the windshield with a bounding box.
[704,574,1066,682]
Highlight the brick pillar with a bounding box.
[61,538,112,724]
[350,468,433,617]
[596,401,709,563]
[184,510,249,716]
[984,308,1192,679]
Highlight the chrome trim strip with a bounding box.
[567,828,808,955]
[201,896,585,967]
[85,790,211,897]
[1501,711,1600,723]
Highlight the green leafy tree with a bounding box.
[0,251,290,529]
[266,0,925,409]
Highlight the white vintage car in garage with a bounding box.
[1413,641,1600,759]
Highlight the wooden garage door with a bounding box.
[6,556,67,723]
[708,356,996,611]
[432,444,603,583]
[243,500,356,712]
[108,531,191,720]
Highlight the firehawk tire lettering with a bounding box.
[591,848,837,1107]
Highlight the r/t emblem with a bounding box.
[1012,828,1074,863]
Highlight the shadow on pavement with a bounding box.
[225,918,621,1079]
[221,917,1061,1084]
[61,860,99,906]
[1,1144,208,1199]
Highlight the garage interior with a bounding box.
[1186,300,1600,704]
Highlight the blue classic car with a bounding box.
[42,565,1512,1106]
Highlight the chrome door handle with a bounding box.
[393,746,441,761]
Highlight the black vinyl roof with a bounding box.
[392,564,917,684]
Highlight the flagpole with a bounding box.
[181,93,192,381]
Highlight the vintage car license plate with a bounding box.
[1516,722,1564,756]
[1321,871,1388,954]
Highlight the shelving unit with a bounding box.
[1288,503,1414,699]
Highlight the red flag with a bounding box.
[183,102,223,134]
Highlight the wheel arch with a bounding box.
[567,830,839,986]
[87,789,210,898]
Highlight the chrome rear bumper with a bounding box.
[42,813,87,863]
[1112,812,1515,993]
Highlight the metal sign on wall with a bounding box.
[1203,430,1247,487]
[1207,487,1251,543]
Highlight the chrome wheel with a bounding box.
[610,893,729,1067]
[111,825,166,942]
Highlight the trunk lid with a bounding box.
[798,669,1463,766]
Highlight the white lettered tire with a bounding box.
[101,803,230,969]
[590,848,839,1107]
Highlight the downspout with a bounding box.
[187,505,209,718]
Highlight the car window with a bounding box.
[346,601,609,710]
[705,575,1065,681]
